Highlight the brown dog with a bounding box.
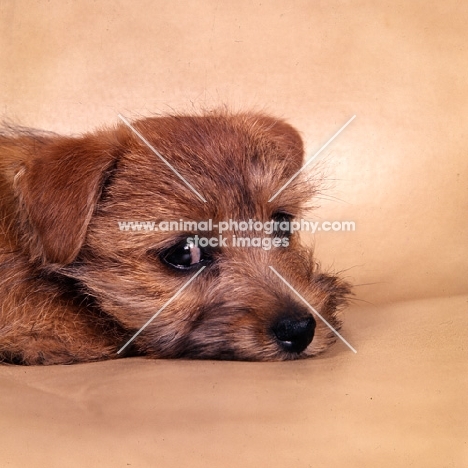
[0,112,350,365]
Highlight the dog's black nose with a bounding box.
[273,315,316,353]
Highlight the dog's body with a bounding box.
[0,112,350,365]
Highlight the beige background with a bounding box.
[1,1,467,467]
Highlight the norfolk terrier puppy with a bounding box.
[0,112,350,365]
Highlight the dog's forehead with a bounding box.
[113,114,310,220]
[132,114,303,168]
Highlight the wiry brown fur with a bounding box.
[0,112,350,365]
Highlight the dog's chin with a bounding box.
[160,336,337,362]
[301,337,338,358]
[273,338,338,361]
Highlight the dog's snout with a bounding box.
[272,315,316,353]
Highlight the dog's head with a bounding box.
[14,112,350,360]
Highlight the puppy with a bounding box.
[0,112,350,365]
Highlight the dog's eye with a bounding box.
[272,212,294,237]
[160,239,212,270]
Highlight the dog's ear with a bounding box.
[246,114,305,170]
[14,131,123,265]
